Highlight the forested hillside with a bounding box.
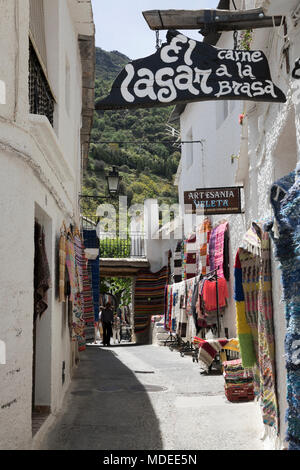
[81,47,180,215]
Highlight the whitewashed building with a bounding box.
[0,0,95,449]
[166,0,300,452]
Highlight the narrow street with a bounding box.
[38,343,264,451]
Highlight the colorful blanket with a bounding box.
[174,241,183,283]
[197,338,230,369]
[235,222,279,434]
[184,233,197,279]
[267,168,300,449]
[135,267,168,335]
[198,217,212,275]
[59,231,66,302]
[209,222,228,279]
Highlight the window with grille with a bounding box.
[29,41,55,126]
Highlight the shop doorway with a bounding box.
[32,205,52,435]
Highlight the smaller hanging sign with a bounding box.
[184,186,243,215]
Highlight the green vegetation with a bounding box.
[100,277,132,308]
[81,47,180,217]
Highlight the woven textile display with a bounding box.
[83,230,100,323]
[266,168,300,450]
[209,221,229,280]
[73,234,89,349]
[223,359,254,402]
[65,238,77,304]
[234,222,279,434]
[198,217,212,275]
[183,233,197,279]
[59,231,66,302]
[174,241,183,283]
[134,267,168,334]
[74,233,94,344]
[197,338,230,370]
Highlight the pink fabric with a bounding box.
[209,222,228,278]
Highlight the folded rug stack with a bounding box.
[223,359,254,402]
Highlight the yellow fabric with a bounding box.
[223,338,240,352]
[236,301,252,335]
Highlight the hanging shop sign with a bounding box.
[184,186,242,215]
[96,30,286,111]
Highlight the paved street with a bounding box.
[39,343,265,450]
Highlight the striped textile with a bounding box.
[74,234,84,294]
[73,233,95,343]
[72,294,86,351]
[83,230,100,324]
[184,233,197,279]
[209,222,228,279]
[65,238,78,303]
[197,338,230,370]
[174,241,183,283]
[198,217,212,275]
[235,223,279,433]
[135,267,168,334]
[59,232,66,302]
[83,261,96,342]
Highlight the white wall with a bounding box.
[0,0,92,449]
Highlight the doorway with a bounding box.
[98,277,134,346]
[32,204,52,435]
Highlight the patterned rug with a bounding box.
[209,221,229,279]
[198,217,212,275]
[74,233,95,344]
[266,168,300,450]
[235,222,279,434]
[134,267,168,335]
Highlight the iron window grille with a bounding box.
[29,41,55,126]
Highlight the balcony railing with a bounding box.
[100,233,145,259]
[29,41,55,126]
[81,216,146,259]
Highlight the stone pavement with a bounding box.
[38,343,265,450]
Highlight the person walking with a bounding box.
[112,313,121,344]
[99,301,114,346]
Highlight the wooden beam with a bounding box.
[142,8,283,32]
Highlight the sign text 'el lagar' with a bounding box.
[96,30,286,110]
[184,187,242,215]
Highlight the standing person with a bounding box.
[112,313,121,344]
[99,301,114,346]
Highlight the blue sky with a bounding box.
[91,1,219,59]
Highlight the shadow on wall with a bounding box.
[39,346,163,450]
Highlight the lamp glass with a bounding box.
[106,167,120,195]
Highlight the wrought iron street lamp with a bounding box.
[106,166,120,196]
[79,166,121,203]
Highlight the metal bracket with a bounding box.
[292,58,300,79]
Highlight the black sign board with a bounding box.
[96,30,286,111]
[184,186,242,215]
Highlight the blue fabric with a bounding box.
[83,230,100,321]
[234,267,244,302]
[267,168,300,450]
